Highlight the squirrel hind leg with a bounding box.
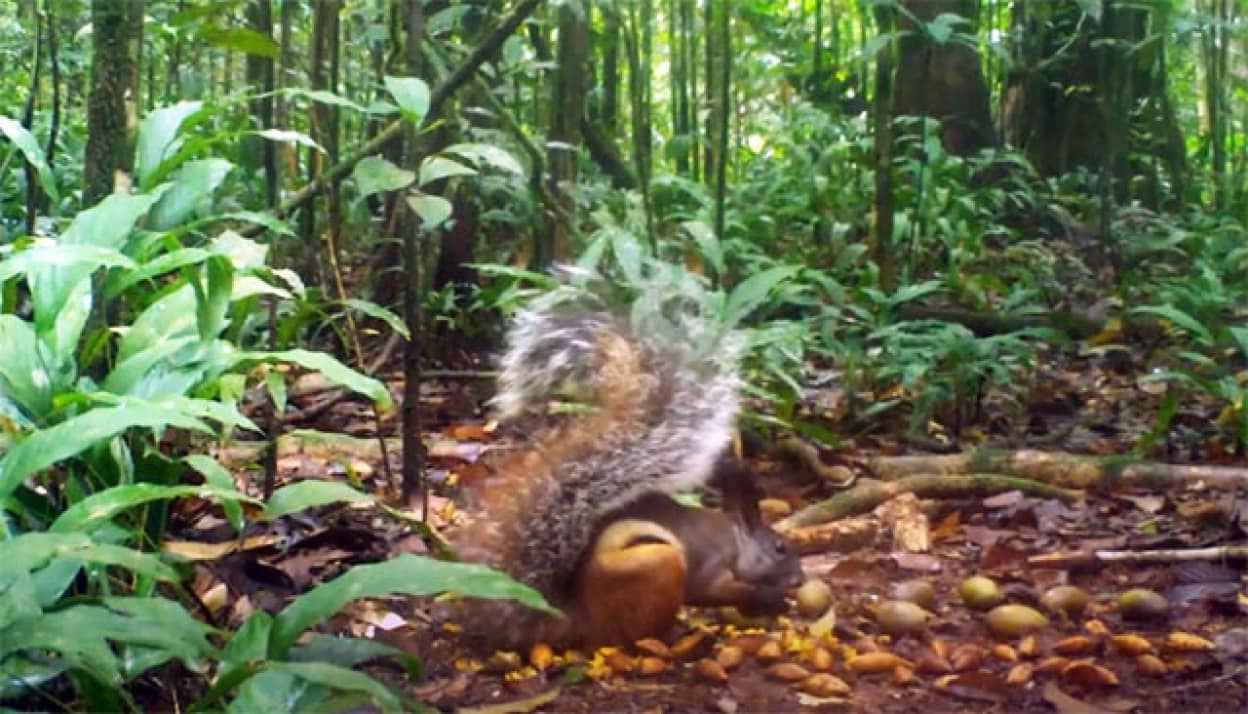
[574,519,687,647]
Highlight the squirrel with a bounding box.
[451,287,803,650]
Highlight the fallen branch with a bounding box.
[867,448,1248,492]
[778,473,1084,529]
[1029,543,1248,570]
[781,517,878,555]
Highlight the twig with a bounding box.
[779,473,1084,529]
[1029,543,1248,570]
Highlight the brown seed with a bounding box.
[1018,635,1039,658]
[639,656,667,675]
[986,604,1049,638]
[1083,619,1111,636]
[890,579,938,610]
[796,579,834,618]
[671,630,711,660]
[960,575,1005,611]
[848,652,912,673]
[755,640,785,662]
[528,643,554,671]
[809,646,835,672]
[892,665,915,685]
[604,650,636,673]
[768,662,812,682]
[992,644,1018,662]
[1006,663,1034,686]
[695,658,729,682]
[1053,636,1098,656]
[716,645,744,670]
[929,637,949,660]
[1164,632,1215,652]
[1109,634,1155,656]
[875,600,931,637]
[634,638,672,659]
[914,651,954,675]
[1061,660,1119,688]
[799,673,851,697]
[1135,654,1168,677]
[1040,585,1091,618]
[1117,588,1169,621]
[950,643,987,672]
[730,634,767,655]
[1036,656,1071,674]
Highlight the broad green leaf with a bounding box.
[51,484,256,533]
[103,335,199,395]
[341,299,410,340]
[0,240,134,285]
[196,256,234,342]
[211,230,269,270]
[269,554,555,659]
[158,395,259,433]
[353,156,415,199]
[240,662,402,714]
[289,634,421,678]
[0,115,59,203]
[103,596,216,674]
[219,210,295,237]
[231,349,392,409]
[724,266,799,327]
[220,610,273,676]
[1132,304,1214,346]
[0,533,178,582]
[261,480,373,521]
[278,87,366,113]
[198,26,279,58]
[0,404,211,501]
[118,284,198,363]
[1229,325,1248,360]
[226,665,325,714]
[105,248,213,298]
[148,158,235,230]
[383,76,430,124]
[254,128,324,153]
[0,605,125,685]
[0,569,40,629]
[419,156,477,187]
[680,220,723,276]
[184,454,244,532]
[30,192,159,339]
[233,274,292,301]
[443,143,525,176]
[265,368,288,414]
[405,193,452,229]
[0,315,53,419]
[136,102,202,187]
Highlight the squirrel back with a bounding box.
[452,294,742,648]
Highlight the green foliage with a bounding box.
[0,98,551,710]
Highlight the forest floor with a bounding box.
[186,341,1248,713]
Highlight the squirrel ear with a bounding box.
[712,457,764,527]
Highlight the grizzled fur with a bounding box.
[453,294,742,649]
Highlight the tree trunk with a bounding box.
[871,4,896,292]
[891,0,993,156]
[542,0,588,266]
[244,1,277,208]
[84,0,141,206]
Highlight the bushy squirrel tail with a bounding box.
[452,280,743,649]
